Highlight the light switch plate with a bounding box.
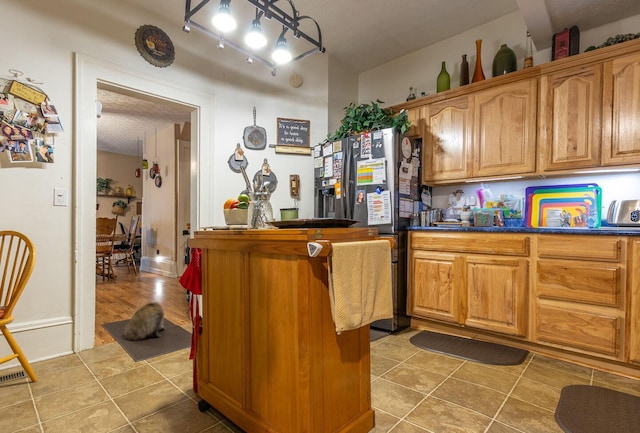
[53,187,69,207]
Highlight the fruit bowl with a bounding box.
[224,208,248,225]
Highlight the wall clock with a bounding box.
[135,25,175,67]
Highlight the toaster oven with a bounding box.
[607,200,640,226]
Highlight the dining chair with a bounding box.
[96,216,118,281]
[113,215,140,275]
[0,230,37,382]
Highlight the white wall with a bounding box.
[359,11,640,106]
[0,0,331,363]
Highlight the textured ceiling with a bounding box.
[98,0,640,155]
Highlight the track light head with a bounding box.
[212,0,236,33]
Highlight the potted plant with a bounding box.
[111,199,128,216]
[326,100,412,142]
[97,177,114,194]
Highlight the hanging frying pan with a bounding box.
[243,106,266,150]
[227,143,249,173]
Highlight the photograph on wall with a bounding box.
[35,138,54,163]
[8,139,33,163]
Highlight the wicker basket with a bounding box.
[111,206,126,216]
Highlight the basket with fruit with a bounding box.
[223,193,250,225]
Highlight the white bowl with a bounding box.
[224,208,248,225]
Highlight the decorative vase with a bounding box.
[436,61,450,93]
[492,43,517,77]
[112,206,125,216]
[460,54,469,86]
[472,39,485,83]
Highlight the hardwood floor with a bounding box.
[95,264,192,346]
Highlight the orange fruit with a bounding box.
[223,198,236,209]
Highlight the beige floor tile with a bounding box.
[35,381,109,421]
[405,396,492,433]
[99,364,164,398]
[371,354,402,377]
[522,361,591,390]
[0,400,39,432]
[169,370,198,399]
[389,420,430,432]
[382,363,447,394]
[148,350,192,378]
[451,362,520,394]
[371,341,421,362]
[132,399,219,433]
[371,379,426,418]
[592,369,640,396]
[371,410,400,432]
[41,400,129,433]
[404,350,464,376]
[496,396,565,433]
[0,379,32,408]
[114,380,187,421]
[12,425,43,433]
[431,377,506,417]
[485,421,522,433]
[85,351,138,378]
[29,364,96,397]
[25,354,84,377]
[529,354,592,380]
[510,377,562,411]
[78,342,128,365]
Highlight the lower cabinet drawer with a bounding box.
[534,304,622,358]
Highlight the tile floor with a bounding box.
[2,328,640,433]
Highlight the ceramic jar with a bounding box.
[492,44,517,76]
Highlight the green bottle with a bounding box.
[437,61,450,93]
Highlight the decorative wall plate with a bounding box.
[154,175,162,188]
[135,25,175,67]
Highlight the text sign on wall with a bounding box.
[277,118,310,147]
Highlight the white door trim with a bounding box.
[73,53,213,351]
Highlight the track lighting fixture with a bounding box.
[184,0,325,75]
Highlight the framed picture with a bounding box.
[8,139,34,163]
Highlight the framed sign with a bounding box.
[135,25,175,67]
[277,118,310,148]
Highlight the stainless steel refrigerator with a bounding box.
[314,127,422,332]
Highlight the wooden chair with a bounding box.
[0,231,37,382]
[96,217,118,281]
[113,215,140,275]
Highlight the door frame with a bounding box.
[74,53,214,351]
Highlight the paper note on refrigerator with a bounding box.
[356,158,386,185]
[367,190,391,225]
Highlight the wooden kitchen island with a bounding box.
[190,228,380,433]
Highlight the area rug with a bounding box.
[555,385,640,433]
[409,330,528,365]
[370,329,390,342]
[103,319,191,362]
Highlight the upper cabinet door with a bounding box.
[602,52,640,166]
[538,64,603,172]
[474,79,538,177]
[404,106,424,138]
[422,96,473,182]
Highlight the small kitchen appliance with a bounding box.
[607,200,640,226]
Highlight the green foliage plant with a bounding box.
[97,177,114,193]
[112,199,128,209]
[327,100,412,142]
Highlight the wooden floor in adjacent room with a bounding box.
[95,264,192,346]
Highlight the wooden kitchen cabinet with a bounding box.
[404,106,425,138]
[602,51,640,166]
[538,63,603,172]
[533,235,626,359]
[408,232,529,337]
[422,95,473,182]
[474,79,538,177]
[629,239,640,363]
[190,228,377,433]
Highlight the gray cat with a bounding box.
[123,302,164,341]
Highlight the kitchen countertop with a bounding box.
[408,225,640,236]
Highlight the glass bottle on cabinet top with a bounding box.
[524,31,534,68]
[492,43,517,76]
[436,61,450,92]
[460,54,469,86]
[472,39,485,82]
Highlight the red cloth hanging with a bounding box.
[179,247,202,295]
[179,247,202,392]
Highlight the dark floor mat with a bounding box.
[555,385,640,433]
[103,319,191,362]
[409,330,528,365]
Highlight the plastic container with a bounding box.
[503,218,524,228]
[473,209,493,227]
[280,208,299,221]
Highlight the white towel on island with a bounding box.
[327,240,393,333]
